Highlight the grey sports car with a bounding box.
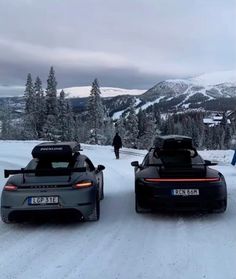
[1,142,105,223]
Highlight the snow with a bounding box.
[59,86,146,98]
[0,141,236,279]
[135,96,165,113]
[112,97,142,120]
[112,109,126,120]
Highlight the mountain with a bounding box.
[1,70,236,118]
[104,70,236,118]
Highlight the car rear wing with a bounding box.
[147,162,218,167]
[4,167,87,178]
[146,162,218,178]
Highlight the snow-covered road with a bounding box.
[0,141,235,279]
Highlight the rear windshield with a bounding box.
[152,148,204,165]
[27,159,74,170]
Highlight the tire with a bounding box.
[85,195,100,221]
[135,194,151,213]
[213,199,227,213]
[100,174,104,200]
[1,215,10,224]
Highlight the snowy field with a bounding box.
[0,141,236,279]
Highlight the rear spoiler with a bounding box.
[4,167,87,178]
[147,162,218,167]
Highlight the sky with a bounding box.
[0,0,235,96]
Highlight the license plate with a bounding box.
[28,196,59,205]
[172,189,199,196]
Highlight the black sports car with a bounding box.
[131,135,227,213]
[1,142,105,223]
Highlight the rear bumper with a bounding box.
[1,186,97,222]
[136,181,227,212]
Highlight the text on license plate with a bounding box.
[172,189,199,196]
[28,196,59,205]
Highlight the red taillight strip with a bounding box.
[74,182,92,189]
[144,177,220,182]
[4,185,17,191]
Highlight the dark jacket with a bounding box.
[112,134,122,149]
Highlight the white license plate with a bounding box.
[28,196,59,205]
[172,189,199,196]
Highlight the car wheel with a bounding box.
[1,215,10,224]
[213,199,227,213]
[86,194,100,221]
[135,194,151,213]
[100,173,104,200]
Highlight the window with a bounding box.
[83,158,95,171]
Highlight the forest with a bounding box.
[0,67,235,150]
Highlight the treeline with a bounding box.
[0,66,235,150]
[0,67,115,144]
[114,106,235,150]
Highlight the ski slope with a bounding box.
[0,141,236,279]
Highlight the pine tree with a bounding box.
[34,76,46,138]
[24,73,35,115]
[87,78,105,144]
[43,66,59,140]
[1,101,12,139]
[137,108,146,137]
[123,106,139,148]
[23,73,37,138]
[45,66,58,116]
[74,114,89,143]
[103,116,115,145]
[58,90,74,141]
[224,124,231,149]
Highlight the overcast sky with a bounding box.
[0,0,235,96]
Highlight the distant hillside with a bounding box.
[104,70,236,118]
[1,70,236,117]
[60,86,145,98]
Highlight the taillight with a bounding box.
[73,181,92,189]
[144,177,220,182]
[4,184,17,191]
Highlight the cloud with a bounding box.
[0,0,235,94]
[0,38,132,69]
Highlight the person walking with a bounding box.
[231,135,236,166]
[112,132,122,159]
[231,151,236,166]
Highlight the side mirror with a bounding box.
[131,161,139,167]
[97,165,105,172]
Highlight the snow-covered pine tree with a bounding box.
[224,124,231,149]
[137,108,146,138]
[0,100,25,139]
[65,101,75,141]
[138,109,156,149]
[103,116,115,145]
[23,73,37,139]
[58,90,74,141]
[24,73,35,115]
[34,76,46,138]
[1,100,12,139]
[43,66,59,140]
[74,114,89,143]
[114,118,126,140]
[45,66,58,116]
[123,105,139,148]
[87,78,105,144]
[58,90,67,141]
